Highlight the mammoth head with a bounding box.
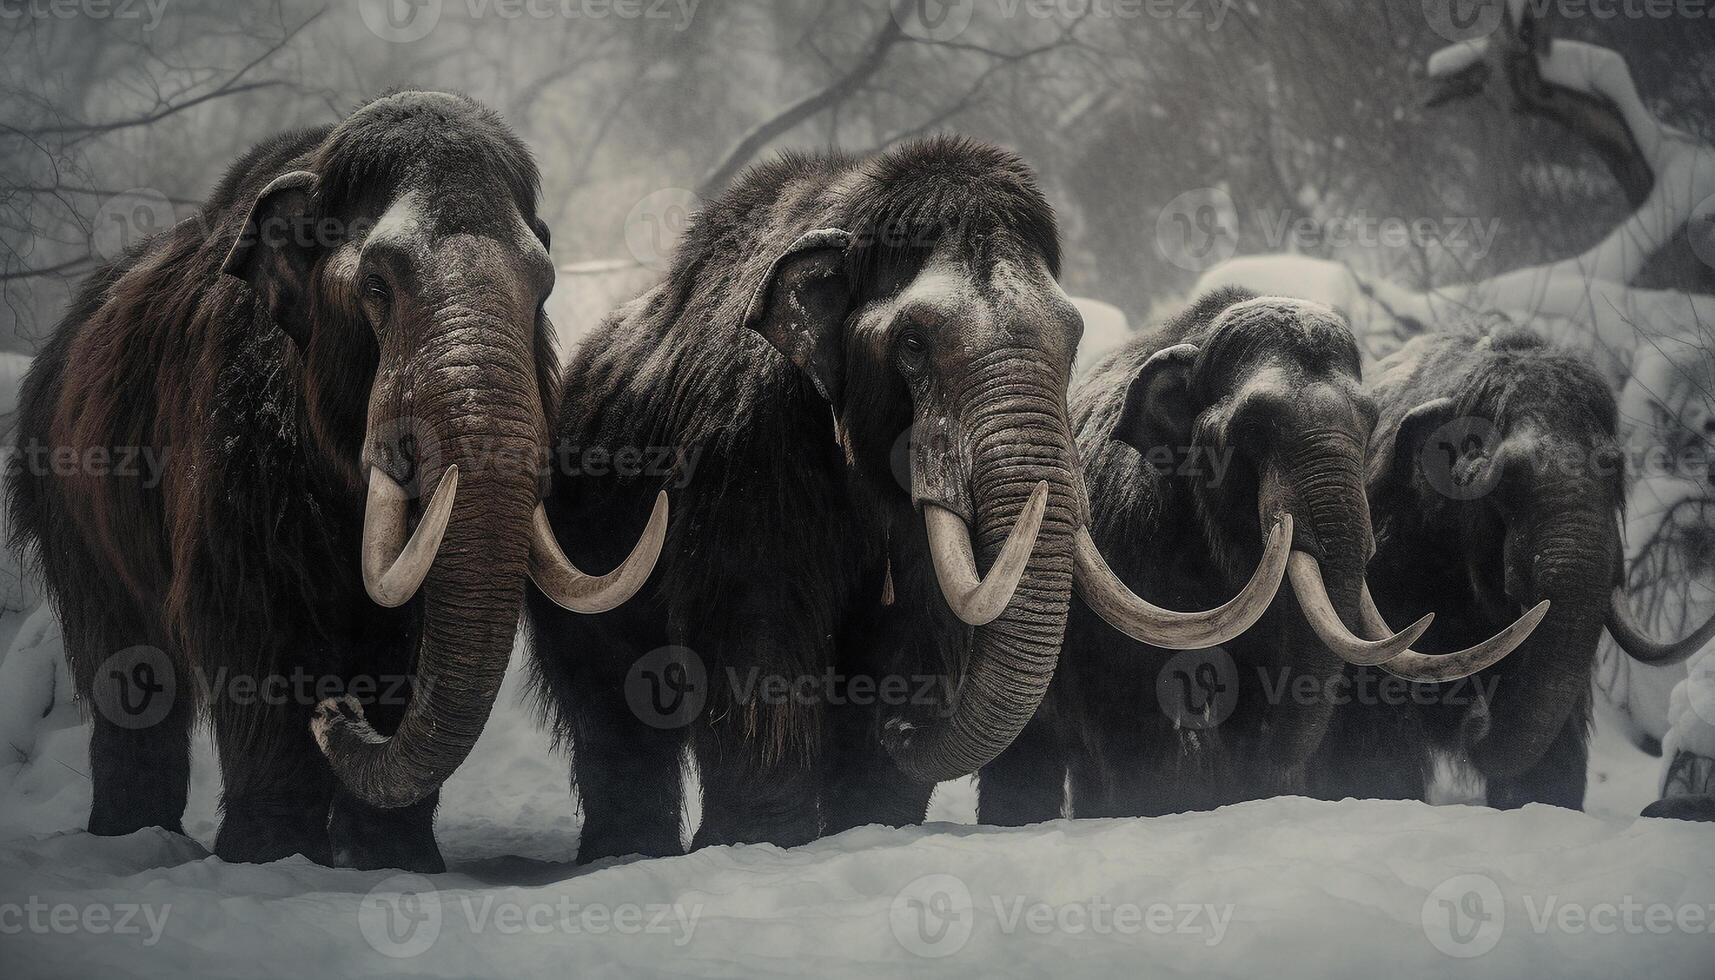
[733,142,1313,782]
[733,140,1084,782]
[1374,328,1714,679]
[1107,292,1547,695]
[742,222,1084,522]
[220,92,666,809]
[1112,290,1377,568]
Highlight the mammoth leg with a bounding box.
[567,674,687,864]
[74,607,194,838]
[327,628,446,872]
[330,792,442,873]
[976,712,1066,827]
[821,595,935,835]
[210,664,336,865]
[528,606,686,864]
[327,620,445,873]
[1484,700,1591,810]
[820,695,933,837]
[1067,722,1165,818]
[1305,669,1430,803]
[691,713,821,851]
[687,596,824,852]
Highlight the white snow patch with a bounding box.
[0,596,1701,977]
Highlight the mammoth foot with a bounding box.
[88,807,185,839]
[329,792,445,874]
[214,804,334,866]
[575,826,684,866]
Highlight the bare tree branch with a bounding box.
[696,12,903,198]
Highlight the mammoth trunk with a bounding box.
[1268,431,1372,769]
[316,325,543,808]
[888,361,1078,784]
[1467,500,1608,779]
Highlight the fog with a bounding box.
[6,0,1712,352]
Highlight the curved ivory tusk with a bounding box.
[1286,551,1433,665]
[1073,513,1294,650]
[1605,586,1715,666]
[924,482,1048,627]
[362,464,459,608]
[1357,585,1549,682]
[530,490,670,614]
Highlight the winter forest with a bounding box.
[2,0,1714,976]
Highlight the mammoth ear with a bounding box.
[1113,343,1198,471]
[1374,396,1460,489]
[221,170,320,347]
[743,228,853,404]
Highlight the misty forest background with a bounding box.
[6,0,1715,354]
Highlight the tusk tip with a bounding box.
[1515,599,1551,634]
[1024,480,1049,520]
[1265,512,1294,542]
[1399,612,1435,646]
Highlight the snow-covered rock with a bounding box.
[1598,339,1715,748]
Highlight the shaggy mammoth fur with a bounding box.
[981,288,1428,822]
[1314,323,1715,809]
[8,92,565,871]
[526,136,1100,861]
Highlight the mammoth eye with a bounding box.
[900,331,927,356]
[364,274,391,305]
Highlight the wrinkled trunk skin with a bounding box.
[887,353,1079,784]
[1254,429,1373,784]
[321,306,543,808]
[1467,489,1608,796]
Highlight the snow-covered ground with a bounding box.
[3,600,1712,978]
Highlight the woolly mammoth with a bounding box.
[979,289,1543,823]
[526,138,1272,862]
[6,92,663,872]
[1319,324,1715,809]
